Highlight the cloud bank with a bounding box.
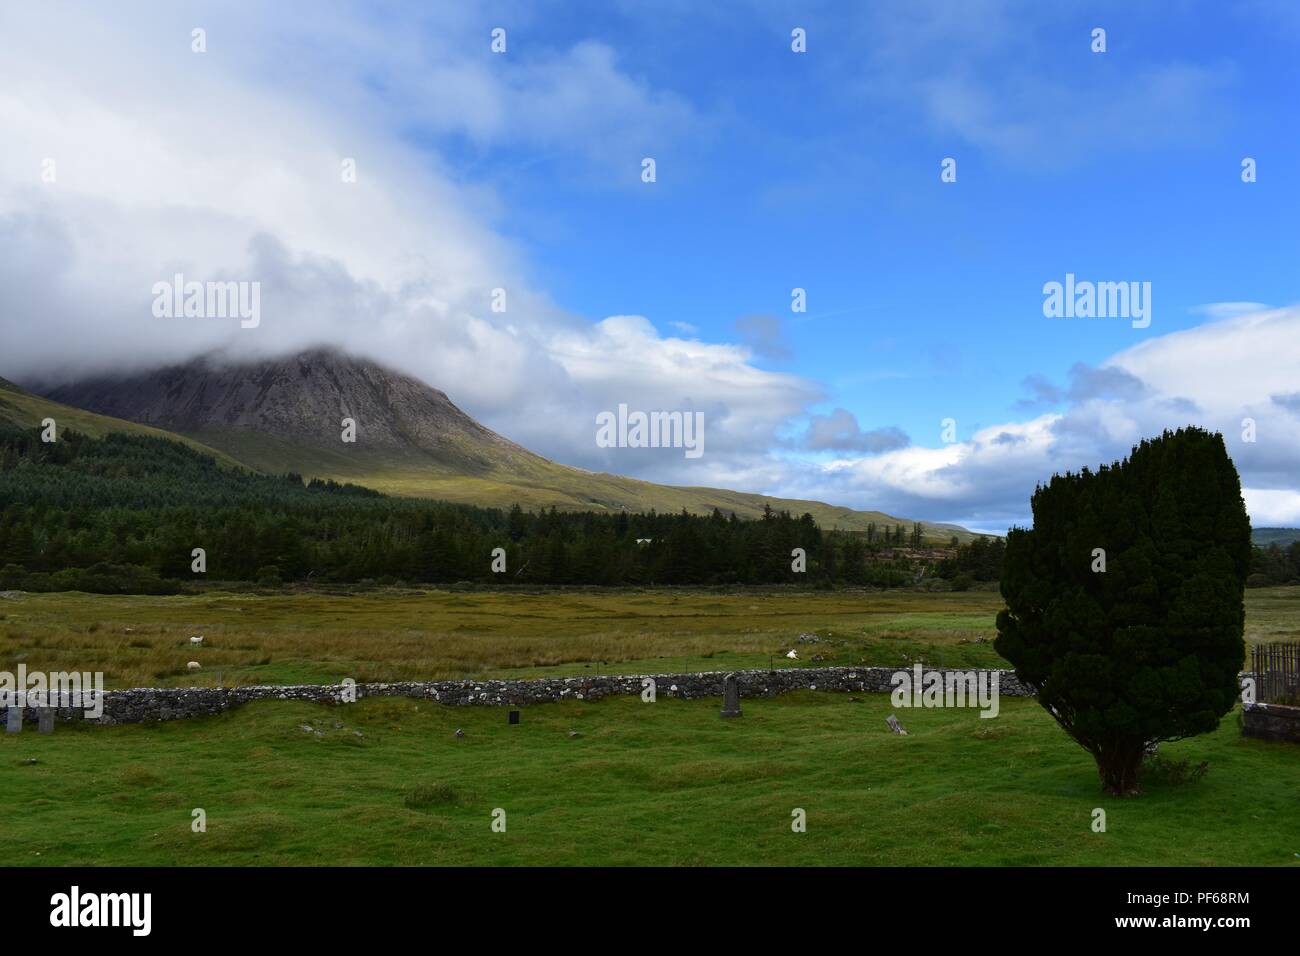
[1,3,1295,532]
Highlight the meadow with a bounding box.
[0,586,1011,687]
[2,586,1296,867]
[1,586,1295,688]
[2,691,1296,866]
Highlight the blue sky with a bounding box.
[465,2,1298,447]
[3,1,1299,531]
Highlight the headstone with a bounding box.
[886,714,909,735]
[38,709,54,734]
[5,707,21,734]
[720,673,742,718]
[508,710,520,725]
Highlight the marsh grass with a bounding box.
[404,782,461,809]
[0,588,1015,687]
[1,587,1292,689]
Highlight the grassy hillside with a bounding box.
[0,381,243,469]
[15,354,985,541]
[186,425,983,542]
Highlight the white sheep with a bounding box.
[187,661,201,671]
[786,649,798,660]
[190,635,204,645]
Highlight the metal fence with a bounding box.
[1252,642,1300,705]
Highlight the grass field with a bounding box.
[2,587,1295,689]
[3,586,1295,867]
[2,691,1296,866]
[1,587,1024,687]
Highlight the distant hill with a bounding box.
[0,376,243,467]
[1253,527,1300,547]
[31,348,984,542]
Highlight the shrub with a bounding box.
[1142,754,1209,786]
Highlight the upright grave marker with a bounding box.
[720,673,742,718]
[5,707,21,734]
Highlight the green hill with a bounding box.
[0,378,244,468]
[190,427,978,542]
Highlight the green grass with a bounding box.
[2,692,1296,866]
[3,587,1296,867]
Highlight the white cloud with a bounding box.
[1190,301,1271,320]
[785,305,1300,529]
[540,316,820,475]
[0,1,807,475]
[1106,306,1300,418]
[2,3,1295,534]
[1243,489,1300,527]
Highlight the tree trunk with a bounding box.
[1096,743,1143,796]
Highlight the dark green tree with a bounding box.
[996,428,1251,795]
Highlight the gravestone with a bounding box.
[508,710,520,725]
[5,707,21,734]
[38,709,54,734]
[886,713,908,735]
[720,673,742,718]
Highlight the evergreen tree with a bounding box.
[996,428,1251,795]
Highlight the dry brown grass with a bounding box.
[0,585,1290,688]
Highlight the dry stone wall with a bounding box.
[15,666,1036,725]
[1242,701,1300,742]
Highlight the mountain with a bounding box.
[33,348,983,541]
[41,347,546,479]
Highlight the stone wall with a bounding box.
[13,665,1036,726]
[1242,701,1300,743]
